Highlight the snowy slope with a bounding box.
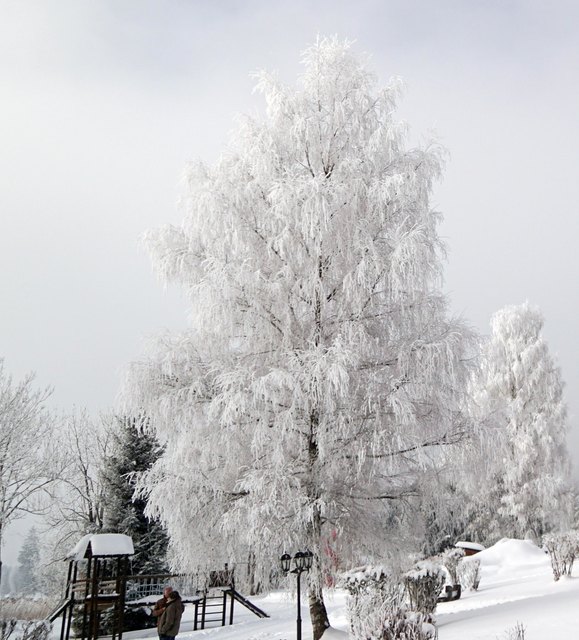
[437,538,579,639]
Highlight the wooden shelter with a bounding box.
[52,533,134,640]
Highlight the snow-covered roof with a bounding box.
[455,541,485,552]
[68,534,134,560]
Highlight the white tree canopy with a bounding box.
[470,302,573,539]
[124,37,472,639]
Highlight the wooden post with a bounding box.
[64,562,78,640]
[229,589,234,625]
[90,557,100,640]
[201,593,207,629]
[81,558,92,640]
[116,556,128,640]
[60,561,74,640]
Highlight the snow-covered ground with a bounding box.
[116,539,579,640]
[437,539,579,639]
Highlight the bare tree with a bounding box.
[45,409,112,559]
[0,360,54,585]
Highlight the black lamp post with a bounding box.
[280,550,313,640]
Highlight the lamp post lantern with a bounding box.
[280,550,314,640]
[280,553,292,573]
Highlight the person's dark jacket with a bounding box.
[152,596,168,628]
[158,595,184,637]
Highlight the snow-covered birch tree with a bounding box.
[470,302,573,540]
[125,37,472,639]
[0,360,54,587]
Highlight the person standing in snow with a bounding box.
[158,590,184,640]
[152,586,173,634]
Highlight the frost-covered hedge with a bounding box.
[439,548,464,585]
[342,565,403,640]
[341,565,436,640]
[382,611,436,640]
[543,531,579,581]
[403,561,446,614]
[457,557,481,591]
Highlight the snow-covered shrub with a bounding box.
[543,531,579,581]
[0,621,51,640]
[382,610,437,640]
[342,566,436,640]
[403,561,446,614]
[457,557,481,591]
[342,565,404,640]
[439,548,464,585]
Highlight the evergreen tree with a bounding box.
[470,302,573,540]
[17,527,41,594]
[124,37,473,639]
[102,416,168,575]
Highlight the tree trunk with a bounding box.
[306,344,330,640]
[247,550,261,595]
[309,584,330,640]
[306,497,330,639]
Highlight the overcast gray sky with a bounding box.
[1,0,578,561]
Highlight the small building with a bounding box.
[455,540,485,556]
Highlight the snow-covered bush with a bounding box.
[0,621,51,640]
[382,611,437,640]
[543,531,579,580]
[457,557,481,591]
[403,561,446,614]
[342,566,436,640]
[342,565,404,640]
[439,548,464,585]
